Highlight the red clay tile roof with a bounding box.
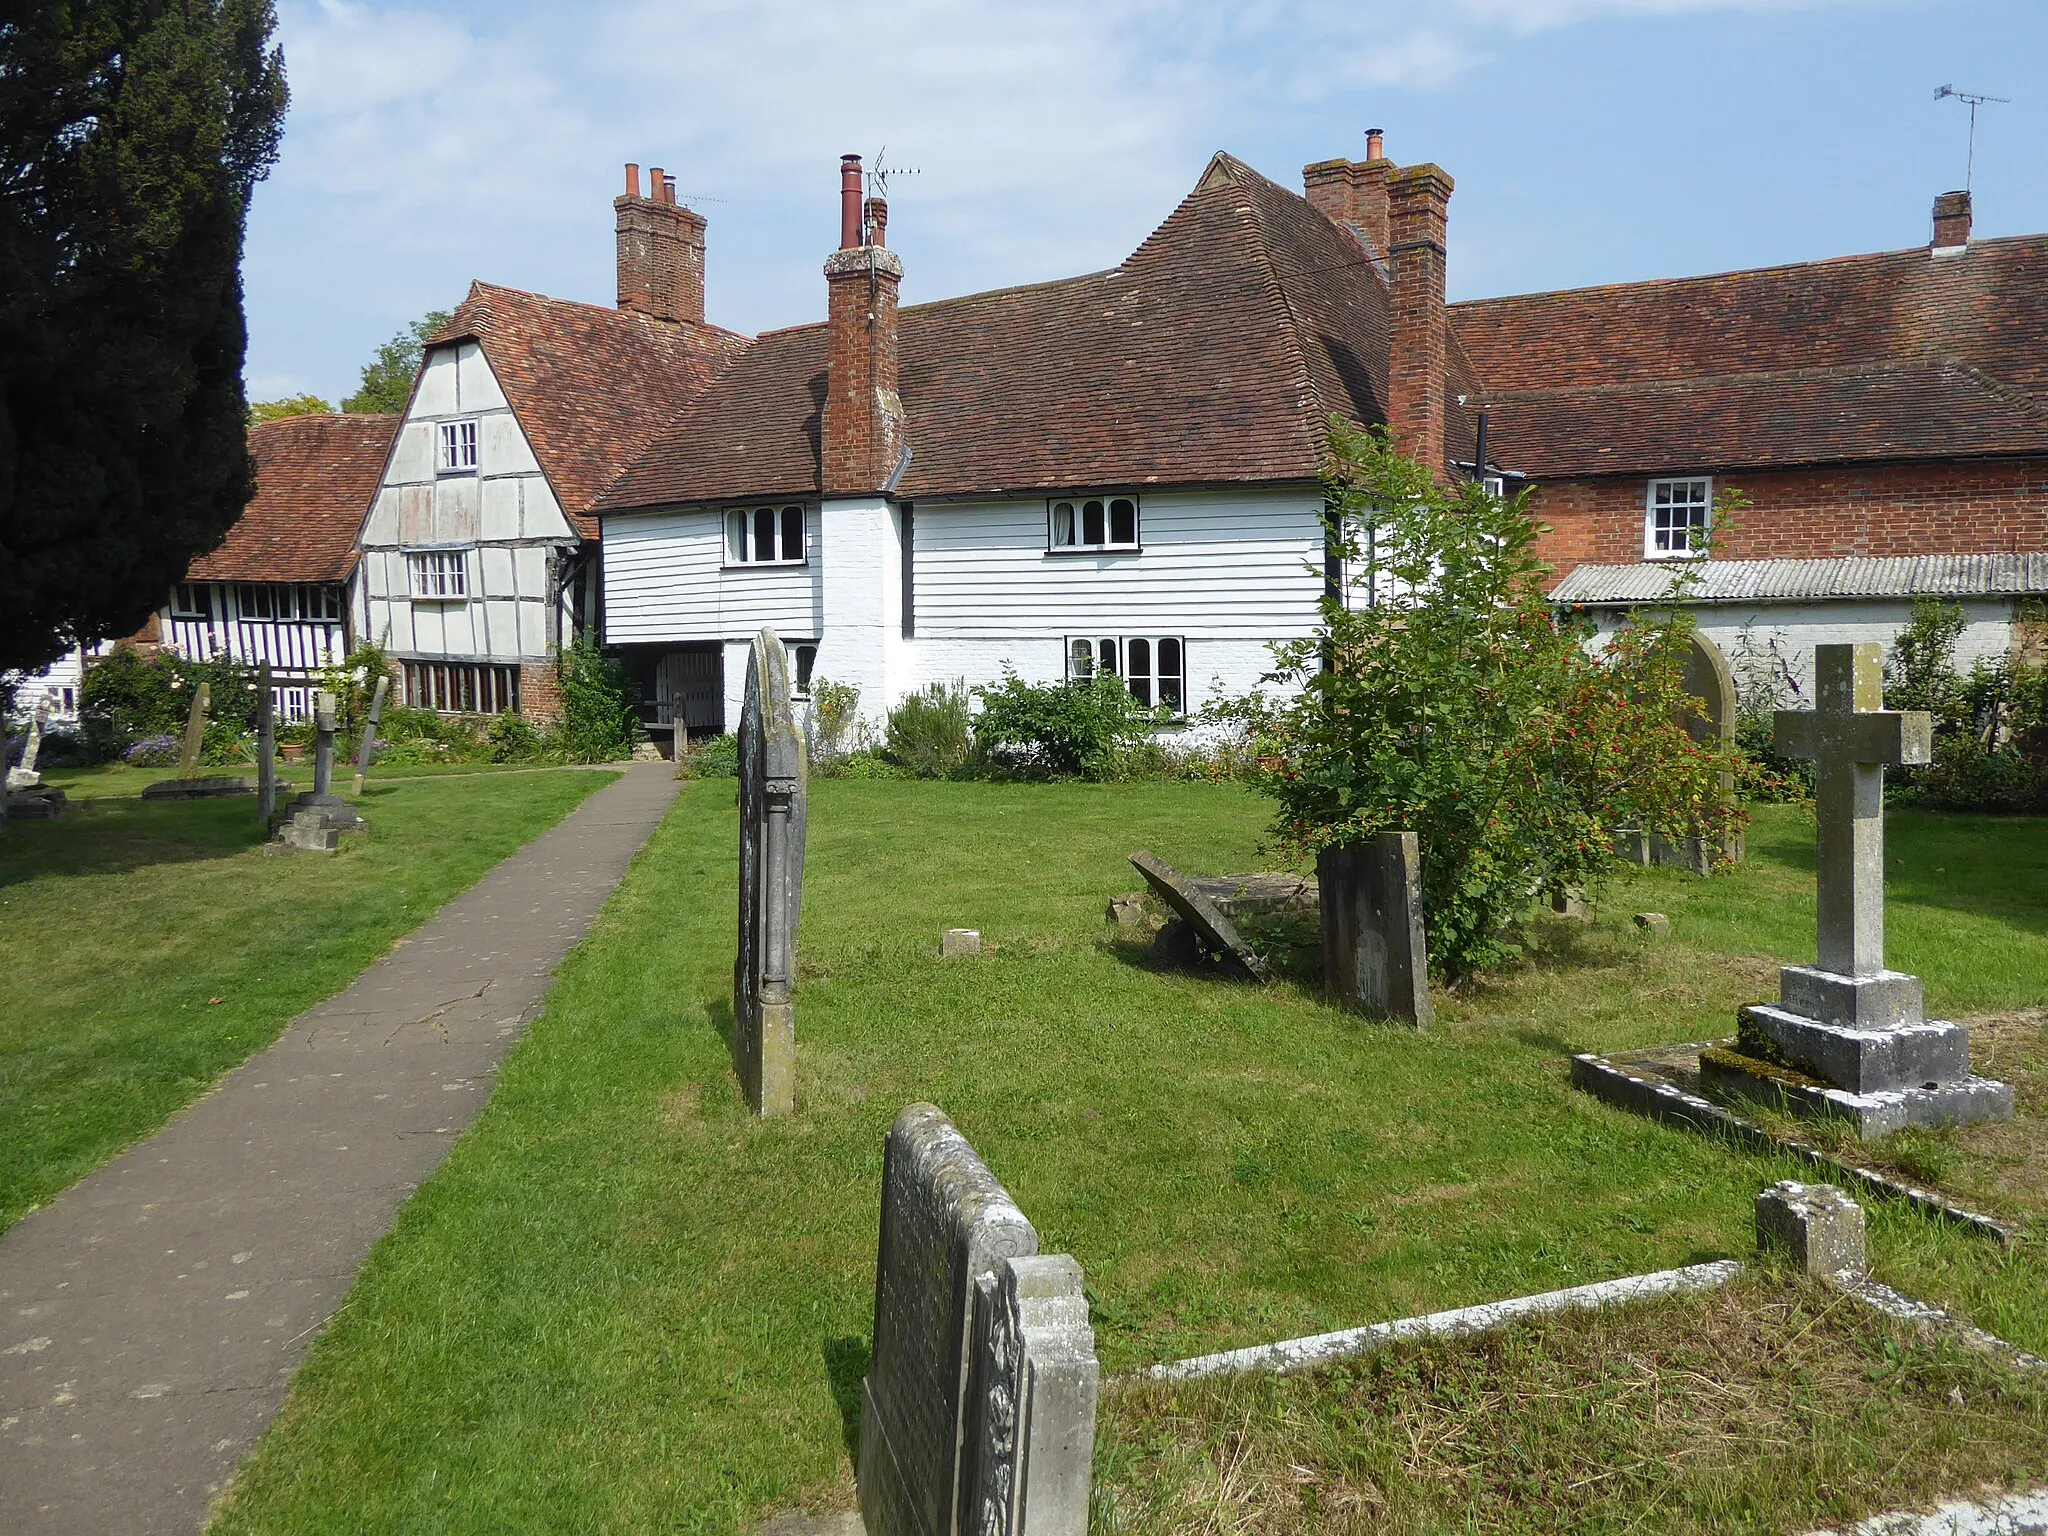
[188,413,399,583]
[1453,236,2048,476]
[599,153,1412,509]
[428,284,747,535]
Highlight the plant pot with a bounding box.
[281,743,305,763]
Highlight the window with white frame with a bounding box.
[725,504,807,565]
[235,583,275,621]
[170,583,211,620]
[408,549,469,600]
[1645,477,1712,558]
[1065,634,1185,713]
[1047,495,1139,552]
[437,419,478,474]
[792,644,817,695]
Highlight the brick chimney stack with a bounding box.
[1303,129,1392,257]
[1932,189,1972,252]
[1386,163,1454,479]
[822,154,907,495]
[615,160,707,325]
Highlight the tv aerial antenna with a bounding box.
[1934,84,2009,193]
[867,146,921,202]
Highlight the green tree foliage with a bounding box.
[1248,423,1744,979]
[553,633,641,764]
[971,667,1164,779]
[883,681,974,777]
[0,1,288,673]
[247,393,333,425]
[1887,596,2048,813]
[343,309,452,415]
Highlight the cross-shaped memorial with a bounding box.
[1701,643,2011,1137]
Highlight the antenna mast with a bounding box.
[1934,84,2010,193]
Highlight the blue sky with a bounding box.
[243,0,2046,406]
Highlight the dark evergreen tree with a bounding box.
[0,2,288,672]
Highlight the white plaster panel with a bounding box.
[397,485,434,545]
[518,600,548,658]
[411,602,443,655]
[521,477,572,539]
[363,487,403,544]
[513,546,546,600]
[434,477,480,544]
[485,601,521,657]
[441,603,477,656]
[479,545,517,598]
[479,412,539,477]
[414,347,458,416]
[386,422,433,485]
[456,342,508,412]
[479,477,522,542]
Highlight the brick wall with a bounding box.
[1530,457,2048,583]
[519,663,564,724]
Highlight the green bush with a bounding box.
[78,648,263,762]
[971,668,1163,779]
[554,634,641,764]
[831,751,914,781]
[809,678,864,760]
[883,681,973,777]
[1883,596,2048,813]
[484,713,547,763]
[686,733,739,779]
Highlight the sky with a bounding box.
[243,0,2047,406]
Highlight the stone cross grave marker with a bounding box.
[1317,831,1432,1026]
[351,674,390,797]
[734,629,807,1117]
[256,665,276,825]
[1129,850,1269,980]
[177,682,212,778]
[272,689,362,847]
[6,699,48,790]
[1703,643,2012,1136]
[964,1254,1099,1536]
[860,1103,1041,1536]
[312,689,338,797]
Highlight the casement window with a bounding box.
[1047,495,1139,552]
[298,585,342,622]
[1065,634,1185,713]
[408,549,470,600]
[725,504,808,565]
[235,583,275,621]
[401,660,520,715]
[792,644,817,696]
[437,419,479,474]
[1645,476,1712,558]
[170,583,211,620]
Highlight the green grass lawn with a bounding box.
[0,767,615,1231]
[206,783,2048,1535]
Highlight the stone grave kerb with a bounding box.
[733,629,807,1117]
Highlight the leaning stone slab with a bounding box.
[861,1104,1038,1536]
[1756,1181,1866,1276]
[733,629,807,1116]
[1183,873,1315,921]
[964,1254,1098,1536]
[1130,850,1268,981]
[1317,833,1430,1025]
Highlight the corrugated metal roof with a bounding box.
[1551,553,2048,607]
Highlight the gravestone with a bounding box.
[1700,644,2011,1136]
[734,629,807,1117]
[1129,851,1270,981]
[963,1255,1099,1536]
[256,664,276,826]
[859,1103,1038,1536]
[1609,632,1745,873]
[351,674,390,796]
[142,681,253,799]
[272,690,363,850]
[1755,1182,1866,1277]
[1318,833,1431,1025]
[6,700,48,790]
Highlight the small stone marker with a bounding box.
[1634,912,1670,937]
[1129,850,1269,981]
[964,1255,1099,1536]
[1756,1181,1866,1276]
[1706,644,2012,1137]
[350,674,390,797]
[1105,894,1145,929]
[1318,833,1430,1025]
[861,1103,1039,1536]
[734,629,807,1117]
[942,928,982,958]
[256,664,276,826]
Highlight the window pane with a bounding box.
[794,644,816,692]
[1128,637,1150,678]
[1098,638,1117,675]
[754,507,775,561]
[1068,638,1093,679]
[461,420,477,467]
[727,511,746,563]
[1052,502,1075,546]
[782,506,804,562]
[1110,498,1136,545]
[1159,638,1183,713]
[1083,500,1105,546]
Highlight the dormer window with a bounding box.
[1645,477,1711,559]
[1047,495,1139,553]
[725,504,807,565]
[437,419,478,475]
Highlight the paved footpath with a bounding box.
[0,762,682,1534]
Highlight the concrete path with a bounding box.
[0,762,682,1534]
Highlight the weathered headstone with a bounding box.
[1317,832,1431,1026]
[963,1255,1099,1536]
[350,674,390,797]
[1703,644,2011,1136]
[142,681,252,800]
[1129,851,1270,981]
[6,700,48,791]
[177,682,211,778]
[734,628,807,1117]
[256,665,277,826]
[1608,632,1745,872]
[860,1103,1040,1536]
[942,929,982,958]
